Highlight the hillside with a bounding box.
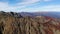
[0,12,60,34]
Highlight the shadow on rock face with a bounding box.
[0,22,4,34]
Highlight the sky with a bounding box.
[0,0,60,12]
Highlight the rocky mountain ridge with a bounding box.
[0,12,60,34]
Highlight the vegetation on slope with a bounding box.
[0,11,60,34]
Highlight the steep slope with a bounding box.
[0,12,60,34]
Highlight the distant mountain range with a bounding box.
[20,12,60,18]
[0,11,60,18]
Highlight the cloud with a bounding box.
[0,0,59,12]
[0,2,15,12]
[17,0,51,5]
[43,0,52,1]
[0,2,60,12]
[0,2,26,12]
[18,5,60,12]
[0,0,41,12]
[39,5,60,11]
[0,2,10,11]
[17,0,40,6]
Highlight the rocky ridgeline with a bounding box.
[0,11,60,34]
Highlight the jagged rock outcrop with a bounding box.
[8,12,23,18]
[0,12,60,34]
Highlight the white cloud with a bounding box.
[18,5,60,12]
[0,2,26,12]
[0,0,59,12]
[43,0,51,1]
[39,5,60,11]
[0,2,60,12]
[0,2,12,11]
[17,0,51,6]
[17,0,40,6]
[0,0,40,12]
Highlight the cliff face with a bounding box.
[0,12,60,34]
